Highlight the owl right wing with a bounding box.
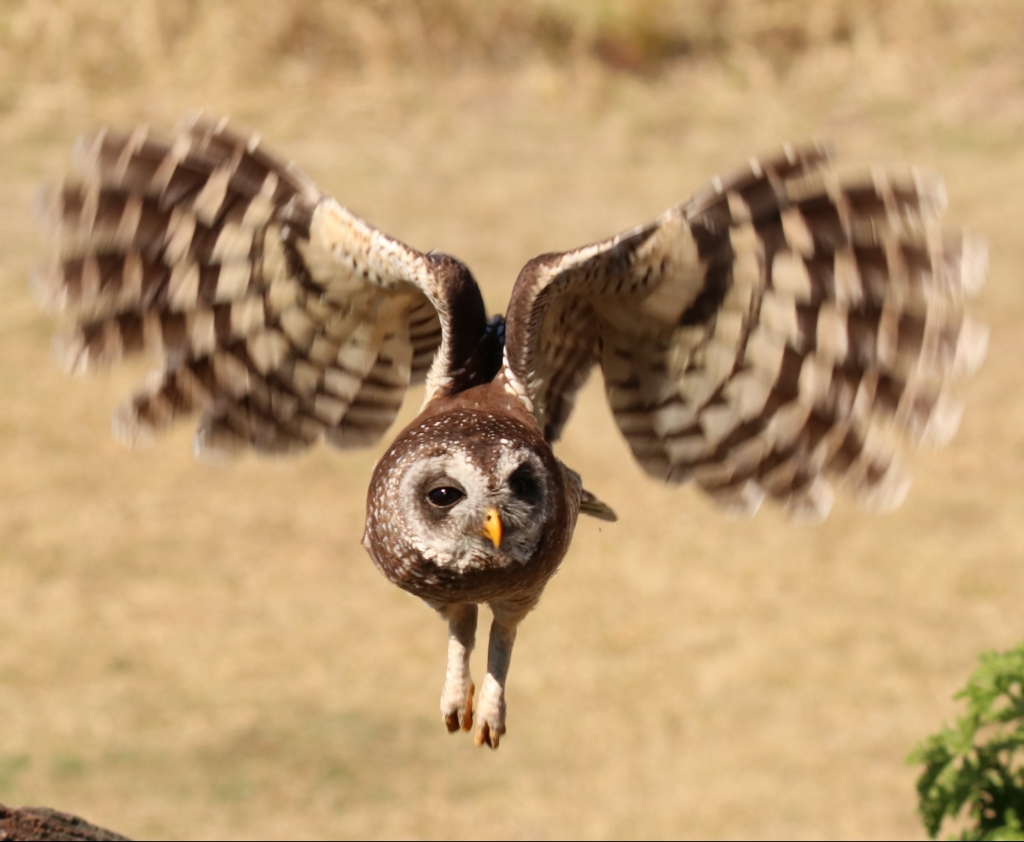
[503,142,988,521]
[34,114,488,457]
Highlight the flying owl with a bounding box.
[33,114,987,749]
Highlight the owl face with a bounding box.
[364,408,568,597]
[396,438,552,573]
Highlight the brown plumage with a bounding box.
[34,116,987,748]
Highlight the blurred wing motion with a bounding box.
[503,142,988,520]
[33,114,485,457]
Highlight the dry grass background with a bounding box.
[1,1,1023,838]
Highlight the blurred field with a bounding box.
[1,1,1023,838]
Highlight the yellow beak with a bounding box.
[480,506,503,548]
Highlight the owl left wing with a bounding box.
[34,114,487,458]
[503,142,988,520]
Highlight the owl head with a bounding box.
[364,408,573,602]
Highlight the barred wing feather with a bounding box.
[34,114,480,458]
[503,142,988,521]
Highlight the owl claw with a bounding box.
[472,674,506,748]
[442,682,474,733]
[474,720,503,749]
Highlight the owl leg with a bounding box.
[474,598,536,749]
[437,602,478,733]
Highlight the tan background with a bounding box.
[1,1,1022,838]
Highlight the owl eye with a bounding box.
[426,486,466,508]
[508,465,540,503]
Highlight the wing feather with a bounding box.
[503,142,987,520]
[35,114,487,458]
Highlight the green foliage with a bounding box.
[910,643,1024,840]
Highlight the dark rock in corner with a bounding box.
[0,804,129,841]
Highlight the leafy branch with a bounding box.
[910,642,1024,840]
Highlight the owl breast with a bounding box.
[363,398,578,606]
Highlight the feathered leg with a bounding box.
[474,597,537,749]
[437,602,477,733]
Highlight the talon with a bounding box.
[474,721,503,749]
[442,682,475,733]
[462,682,475,731]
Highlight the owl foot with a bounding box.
[441,681,474,733]
[438,602,478,733]
[473,674,506,749]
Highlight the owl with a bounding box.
[34,114,987,748]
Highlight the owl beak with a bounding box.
[480,506,503,548]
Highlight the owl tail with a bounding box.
[580,488,617,522]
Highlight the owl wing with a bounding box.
[34,114,487,457]
[503,142,988,520]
